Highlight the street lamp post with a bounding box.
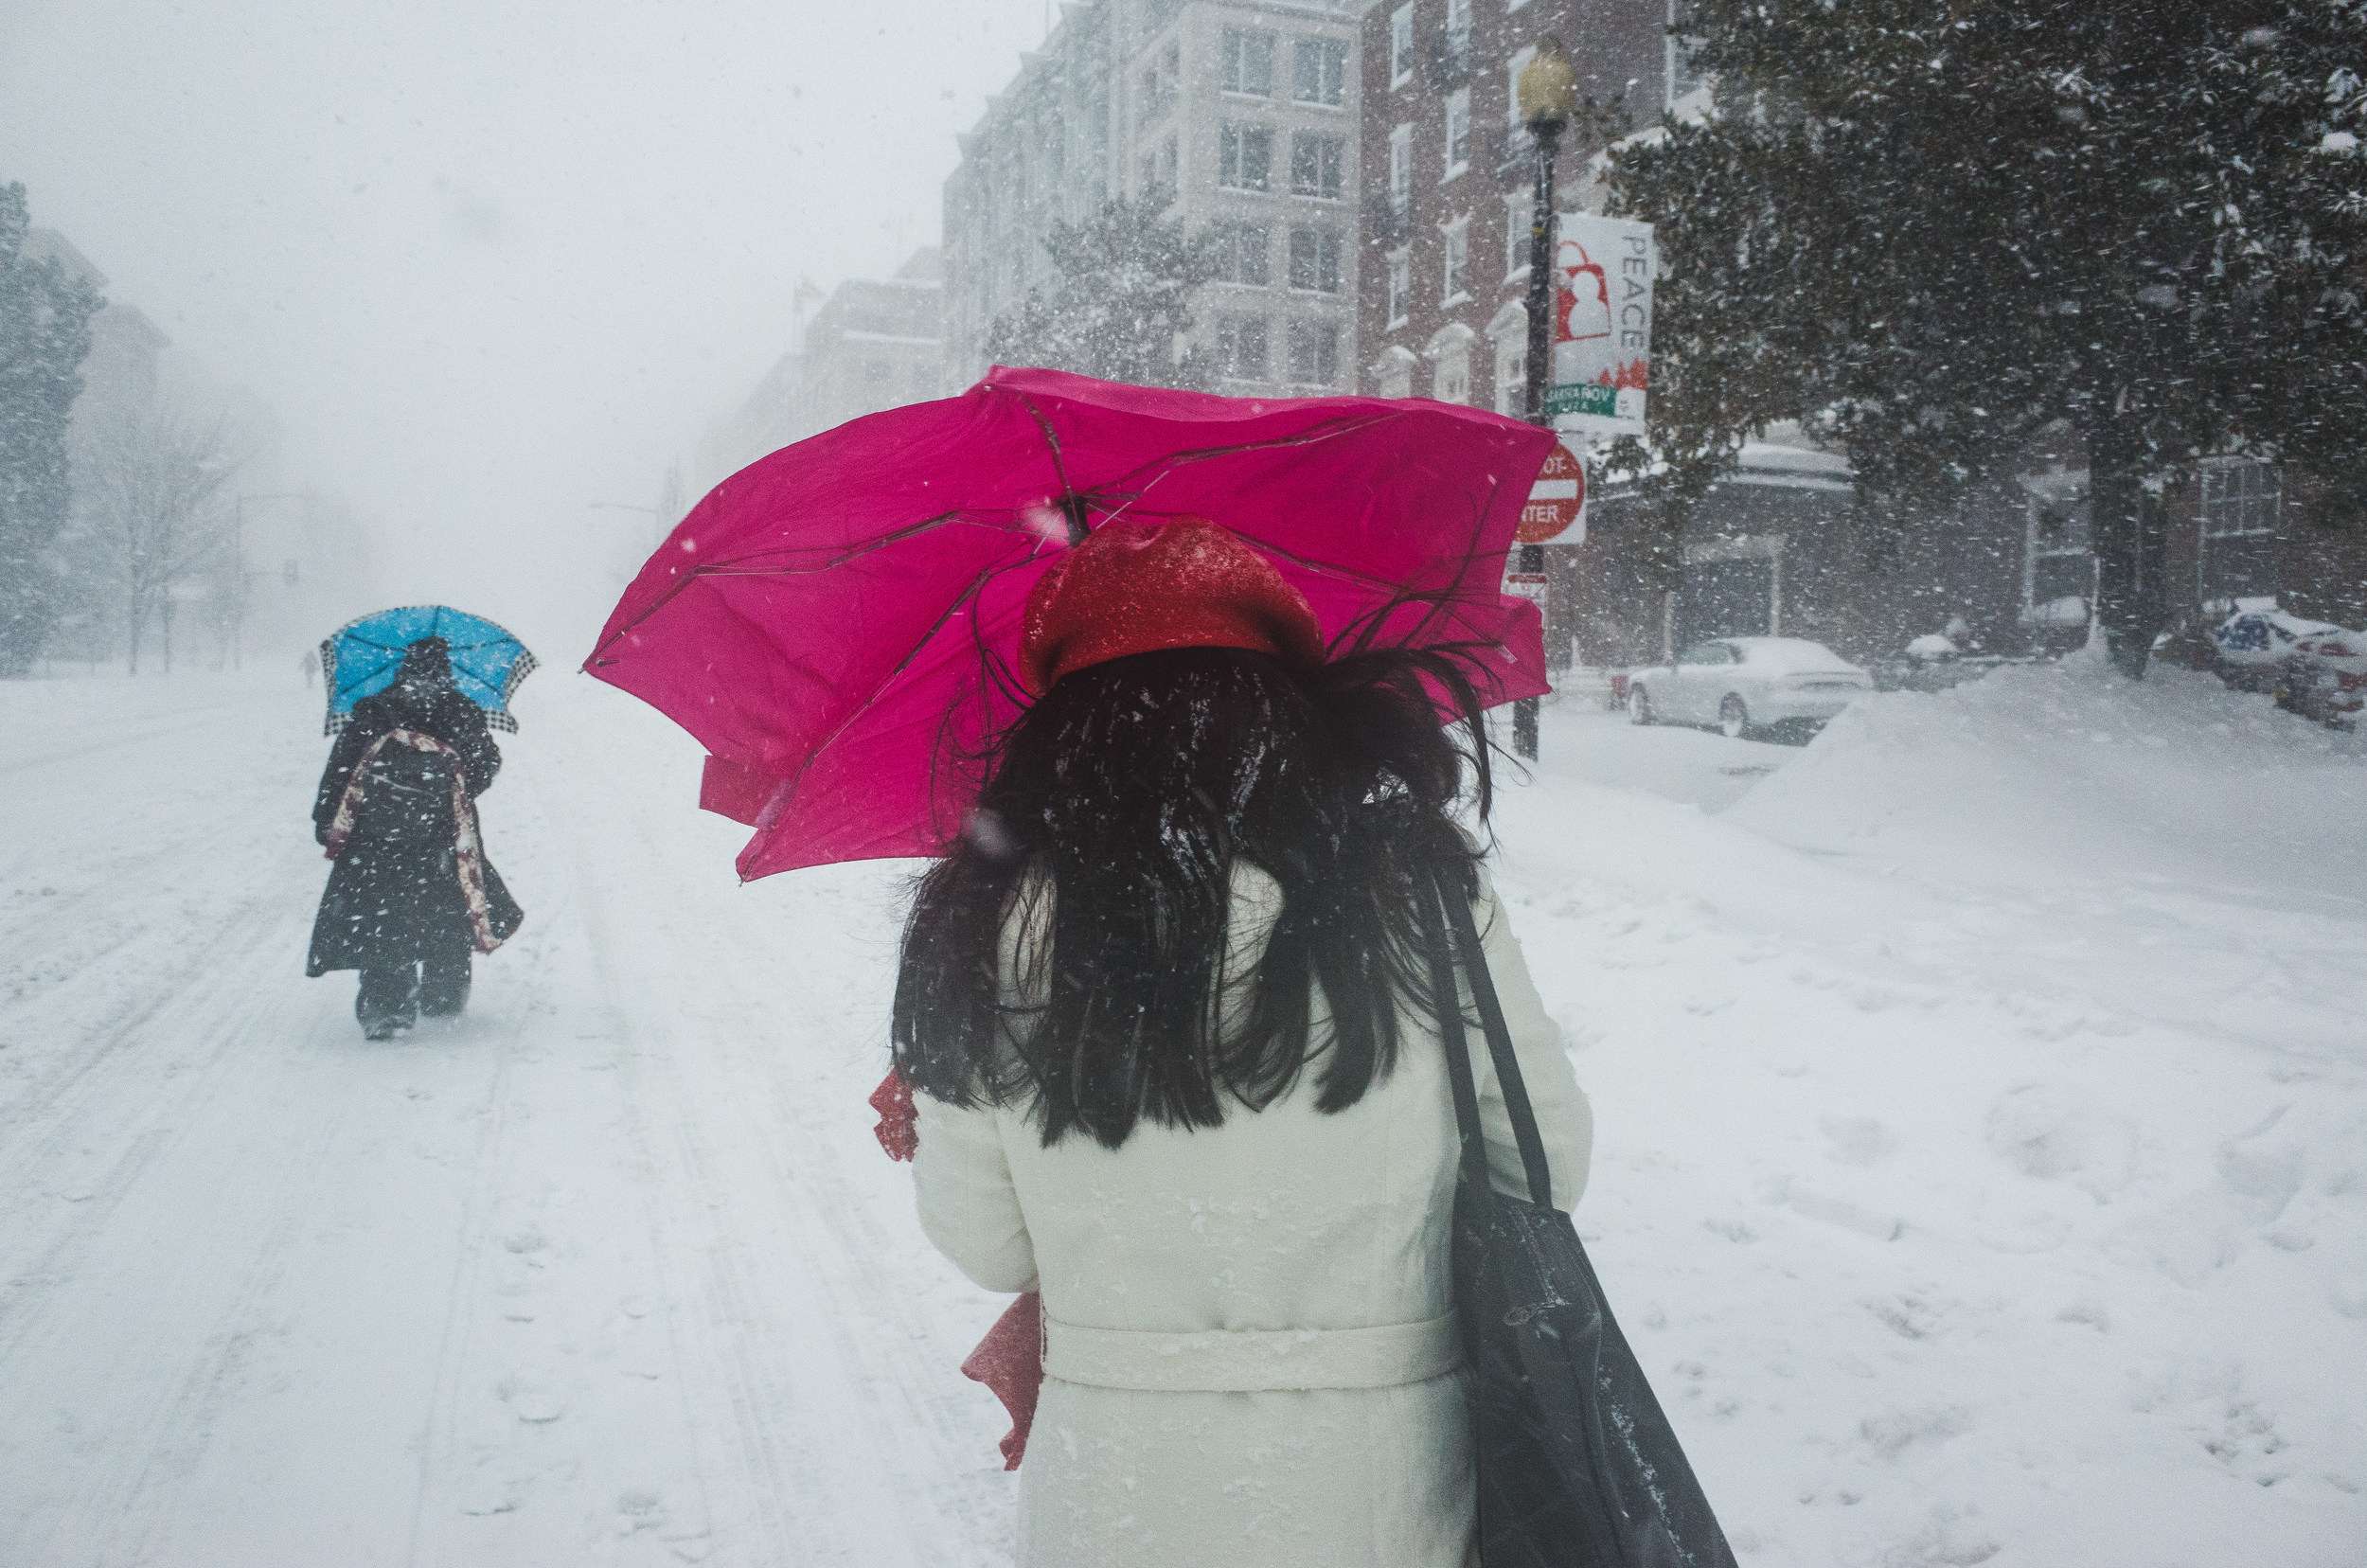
[1513,37,1580,763]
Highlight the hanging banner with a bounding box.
[1544,213,1654,436]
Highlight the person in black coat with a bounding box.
[308,636,524,1039]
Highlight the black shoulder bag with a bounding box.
[1419,869,1737,1568]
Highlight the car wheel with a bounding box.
[1629,686,1655,725]
[1718,695,1753,740]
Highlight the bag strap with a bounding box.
[1416,868,1494,1196]
[1441,874,1556,1211]
[1422,866,1555,1211]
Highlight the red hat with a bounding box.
[1018,517,1326,696]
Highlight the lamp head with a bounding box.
[1517,36,1580,132]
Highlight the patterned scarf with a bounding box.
[323,727,508,955]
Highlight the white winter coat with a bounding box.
[913,860,1592,1568]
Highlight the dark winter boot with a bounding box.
[419,950,472,1020]
[357,962,419,1040]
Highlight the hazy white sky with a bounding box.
[1,0,1054,650]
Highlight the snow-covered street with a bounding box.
[4,665,2363,1566]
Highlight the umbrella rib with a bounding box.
[1005,390,1080,507]
[588,511,984,659]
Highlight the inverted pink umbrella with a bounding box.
[584,366,1554,880]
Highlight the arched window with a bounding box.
[1486,301,1528,417]
[1427,323,1476,404]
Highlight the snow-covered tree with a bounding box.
[0,183,101,676]
[1611,0,2367,674]
[67,390,241,673]
[987,195,1216,390]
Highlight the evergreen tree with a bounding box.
[0,183,101,675]
[987,194,1216,389]
[1611,1,2367,674]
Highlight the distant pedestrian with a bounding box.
[895,522,1591,1567]
[306,635,523,1039]
[299,646,318,688]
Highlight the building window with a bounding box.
[1387,123,1412,215]
[1288,320,1341,385]
[1288,226,1343,293]
[1446,0,1471,62]
[2199,462,2281,605]
[2025,494,2094,616]
[1386,249,1411,327]
[1217,315,1270,381]
[1504,195,1532,278]
[1213,222,1272,286]
[1376,346,1417,398]
[1493,336,1525,415]
[1138,43,1180,127]
[1222,27,1275,97]
[1443,88,1471,180]
[1139,134,1178,204]
[1219,123,1274,191]
[1389,4,1415,87]
[1290,132,1345,200]
[1668,21,1708,107]
[1293,38,1347,107]
[1433,334,1472,404]
[1441,215,1469,302]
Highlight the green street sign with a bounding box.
[1545,383,1621,419]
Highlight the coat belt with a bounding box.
[1041,1313,1462,1393]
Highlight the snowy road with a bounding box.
[4,666,2363,1565]
[1,673,1012,1566]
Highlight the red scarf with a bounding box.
[871,1069,1042,1470]
[323,728,508,956]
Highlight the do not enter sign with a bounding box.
[1518,440,1586,544]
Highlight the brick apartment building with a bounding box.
[1353,0,1683,410]
[944,0,1364,397]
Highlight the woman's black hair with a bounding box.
[891,639,1498,1149]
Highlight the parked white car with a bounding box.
[1627,637,1874,739]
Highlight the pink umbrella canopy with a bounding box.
[585,366,1556,880]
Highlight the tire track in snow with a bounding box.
[530,694,1009,1567]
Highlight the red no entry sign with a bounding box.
[1518,440,1586,544]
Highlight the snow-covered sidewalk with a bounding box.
[1,662,2360,1565]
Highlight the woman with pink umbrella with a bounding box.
[890,515,1588,1565]
[587,370,1732,1565]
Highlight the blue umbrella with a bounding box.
[320,606,537,735]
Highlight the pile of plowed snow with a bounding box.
[1487,659,2367,1566]
[1730,652,2367,905]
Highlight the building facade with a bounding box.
[788,247,946,440]
[683,246,947,525]
[1571,428,2367,672]
[943,0,1363,396]
[1353,0,1681,411]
